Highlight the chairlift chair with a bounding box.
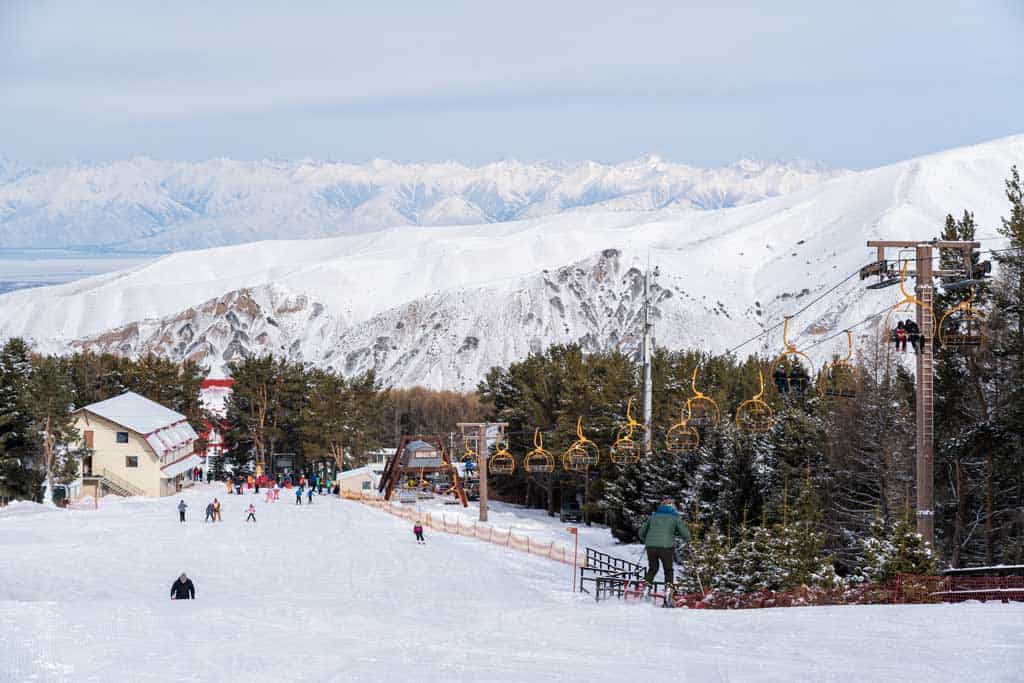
[610,399,645,466]
[561,417,600,471]
[489,437,516,475]
[665,406,700,455]
[770,316,815,395]
[938,291,984,350]
[820,330,857,399]
[736,371,774,434]
[523,429,555,474]
[685,366,720,428]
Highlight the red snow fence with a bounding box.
[342,491,583,567]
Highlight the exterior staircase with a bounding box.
[96,468,146,497]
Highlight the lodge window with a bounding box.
[361,481,371,490]
[125,456,139,468]
[116,432,129,444]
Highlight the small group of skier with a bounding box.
[772,363,810,394]
[203,498,223,522]
[893,318,924,353]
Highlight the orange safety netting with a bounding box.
[341,491,581,566]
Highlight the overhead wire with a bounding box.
[722,244,1023,357]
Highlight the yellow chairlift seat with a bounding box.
[489,437,516,475]
[523,429,555,474]
[685,366,720,428]
[736,371,774,434]
[820,330,857,399]
[562,417,600,472]
[665,405,700,454]
[769,316,814,396]
[881,260,934,354]
[610,399,645,466]
[938,290,984,349]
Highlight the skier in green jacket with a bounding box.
[639,497,691,585]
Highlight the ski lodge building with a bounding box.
[73,392,201,498]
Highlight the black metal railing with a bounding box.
[578,547,646,597]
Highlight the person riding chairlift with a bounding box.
[893,321,908,353]
[904,318,922,354]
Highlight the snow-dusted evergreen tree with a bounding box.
[0,339,36,498]
[773,475,840,590]
[855,512,939,582]
[718,523,785,593]
[26,357,82,503]
[674,521,731,593]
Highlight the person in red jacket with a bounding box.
[413,520,425,544]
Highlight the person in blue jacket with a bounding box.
[295,486,304,505]
[639,497,691,585]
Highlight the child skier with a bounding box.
[296,486,303,505]
[245,503,256,523]
[213,498,222,521]
[413,520,425,544]
[265,487,274,503]
[307,486,314,504]
[178,500,188,523]
[273,482,280,501]
[204,501,215,522]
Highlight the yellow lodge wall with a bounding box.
[75,412,169,497]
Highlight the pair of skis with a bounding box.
[623,580,677,607]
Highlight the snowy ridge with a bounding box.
[1,135,1021,389]
[0,155,842,251]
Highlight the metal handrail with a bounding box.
[99,468,146,497]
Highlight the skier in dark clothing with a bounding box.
[296,486,303,505]
[307,486,314,504]
[904,318,922,353]
[790,363,809,393]
[639,498,691,585]
[204,502,214,523]
[178,500,188,523]
[773,365,788,394]
[170,573,195,600]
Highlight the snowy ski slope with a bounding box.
[0,486,1020,681]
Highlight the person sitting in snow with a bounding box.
[413,521,425,544]
[170,573,195,600]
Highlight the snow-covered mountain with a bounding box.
[1,135,1020,389]
[0,156,841,251]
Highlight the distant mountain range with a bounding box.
[0,135,1020,389]
[0,155,842,251]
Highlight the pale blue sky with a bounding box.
[2,0,1022,168]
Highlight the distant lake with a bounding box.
[0,248,160,295]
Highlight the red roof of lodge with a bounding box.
[201,378,235,389]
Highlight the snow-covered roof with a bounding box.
[80,391,199,456]
[338,466,374,480]
[81,391,187,434]
[161,454,203,479]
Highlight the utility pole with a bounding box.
[864,239,979,548]
[642,266,658,455]
[457,422,507,523]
